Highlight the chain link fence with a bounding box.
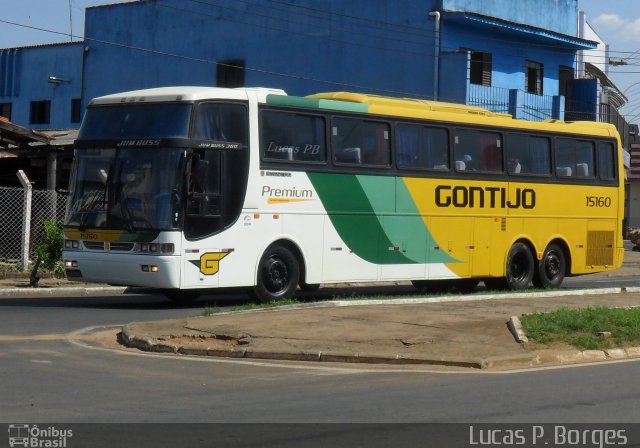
[0,186,68,265]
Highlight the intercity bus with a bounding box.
[63,86,624,302]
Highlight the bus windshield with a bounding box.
[66,147,185,231]
[78,103,192,140]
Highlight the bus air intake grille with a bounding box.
[586,231,614,266]
[83,241,134,252]
[109,242,135,252]
[84,241,105,250]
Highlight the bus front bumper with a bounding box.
[63,251,181,289]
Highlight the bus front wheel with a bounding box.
[252,245,300,303]
[533,243,566,289]
[505,242,534,290]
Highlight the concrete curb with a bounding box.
[201,287,634,318]
[118,325,540,370]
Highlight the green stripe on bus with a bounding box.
[307,173,456,265]
[266,95,321,109]
[265,95,369,113]
[317,99,369,113]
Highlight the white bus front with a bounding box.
[63,88,250,300]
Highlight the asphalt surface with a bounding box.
[2,248,639,370]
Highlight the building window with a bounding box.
[217,59,245,88]
[470,51,492,86]
[559,65,573,98]
[71,98,82,123]
[525,60,544,95]
[30,100,51,125]
[0,102,11,120]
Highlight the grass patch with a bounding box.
[202,298,301,316]
[521,307,640,350]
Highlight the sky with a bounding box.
[0,0,639,123]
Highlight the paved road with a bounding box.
[1,292,640,425]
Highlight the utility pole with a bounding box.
[68,0,73,42]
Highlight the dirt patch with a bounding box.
[159,335,241,349]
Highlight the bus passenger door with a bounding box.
[471,217,493,276]
[182,248,222,288]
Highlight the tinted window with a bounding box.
[332,118,390,166]
[79,104,192,140]
[598,142,616,180]
[556,139,594,178]
[193,102,248,144]
[396,124,449,170]
[507,134,551,175]
[454,129,502,172]
[261,110,326,162]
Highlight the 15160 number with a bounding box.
[586,196,612,207]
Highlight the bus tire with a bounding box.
[253,245,300,303]
[162,289,201,304]
[505,242,534,290]
[533,243,566,289]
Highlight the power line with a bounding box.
[176,0,629,63]
[0,11,638,122]
[159,0,635,77]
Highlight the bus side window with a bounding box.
[261,110,326,163]
[332,117,389,166]
[396,124,448,170]
[507,134,551,175]
[454,129,501,173]
[598,142,616,180]
[556,138,595,179]
[193,102,248,144]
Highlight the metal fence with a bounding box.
[0,186,67,267]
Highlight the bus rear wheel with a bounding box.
[533,243,566,289]
[505,242,534,290]
[252,245,300,303]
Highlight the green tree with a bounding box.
[30,219,64,287]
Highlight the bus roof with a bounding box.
[88,86,286,106]
[303,91,619,139]
[88,86,619,140]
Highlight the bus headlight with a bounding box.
[64,260,78,268]
[160,243,174,254]
[64,240,80,249]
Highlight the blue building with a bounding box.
[0,0,604,130]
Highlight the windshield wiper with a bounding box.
[116,184,136,233]
[78,184,107,231]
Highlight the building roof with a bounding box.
[0,117,51,150]
[443,11,599,50]
[0,41,84,51]
[585,62,628,109]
